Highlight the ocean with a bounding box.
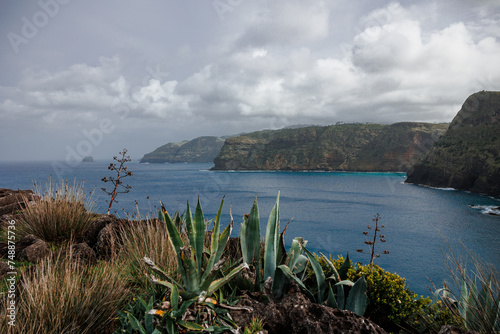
[1,160,499,297]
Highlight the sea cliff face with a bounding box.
[140,136,225,163]
[406,91,500,197]
[212,122,447,172]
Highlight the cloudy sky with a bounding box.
[1,0,499,161]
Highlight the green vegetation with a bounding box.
[213,122,447,171]
[140,136,225,163]
[17,178,94,242]
[435,247,500,333]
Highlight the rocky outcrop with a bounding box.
[141,136,225,163]
[0,188,35,216]
[213,123,447,172]
[406,91,500,197]
[231,292,387,334]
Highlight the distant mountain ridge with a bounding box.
[140,136,225,163]
[406,91,500,196]
[212,122,448,171]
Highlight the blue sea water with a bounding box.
[1,160,499,297]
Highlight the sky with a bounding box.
[0,0,499,162]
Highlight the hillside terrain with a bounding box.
[140,136,225,163]
[212,122,448,171]
[406,91,500,196]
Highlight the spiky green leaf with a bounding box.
[345,275,368,316]
[264,192,280,281]
[304,247,326,303]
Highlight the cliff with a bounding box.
[140,136,225,163]
[406,91,500,197]
[212,122,448,172]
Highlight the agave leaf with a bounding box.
[327,283,338,308]
[292,254,308,274]
[171,299,196,318]
[345,275,368,316]
[143,257,183,289]
[264,192,280,281]
[193,198,205,278]
[161,206,188,282]
[320,252,341,283]
[127,313,146,334]
[200,219,234,284]
[338,253,351,280]
[335,280,354,287]
[210,197,224,256]
[272,265,288,300]
[177,320,205,331]
[337,283,345,310]
[304,247,326,303]
[201,198,225,283]
[171,284,179,311]
[144,312,154,334]
[241,215,249,263]
[278,264,315,301]
[207,262,249,295]
[246,196,261,267]
[286,237,306,271]
[180,247,200,293]
[185,202,195,247]
[277,219,291,266]
[164,318,175,334]
[214,218,233,263]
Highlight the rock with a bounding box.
[82,156,94,162]
[18,239,51,263]
[406,91,500,197]
[0,188,35,216]
[230,293,387,334]
[62,242,97,266]
[438,325,479,334]
[94,218,131,260]
[0,234,40,259]
[84,214,119,249]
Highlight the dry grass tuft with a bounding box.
[0,248,128,334]
[17,178,95,242]
[118,218,179,291]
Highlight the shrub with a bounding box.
[17,178,95,242]
[348,263,433,332]
[0,249,128,334]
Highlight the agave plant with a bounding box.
[144,197,248,300]
[240,193,368,315]
[435,275,500,333]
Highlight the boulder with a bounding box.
[62,242,97,266]
[18,239,51,263]
[94,218,131,260]
[230,292,387,334]
[84,214,119,249]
